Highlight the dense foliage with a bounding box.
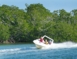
[0,3,77,43]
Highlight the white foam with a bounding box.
[50,41,77,49]
[0,48,21,53]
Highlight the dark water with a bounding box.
[0,43,77,59]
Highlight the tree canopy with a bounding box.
[0,3,77,43]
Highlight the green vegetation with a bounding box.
[0,3,77,43]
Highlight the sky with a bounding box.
[0,0,77,12]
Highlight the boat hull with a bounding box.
[33,39,53,49]
[35,44,44,49]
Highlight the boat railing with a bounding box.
[42,35,54,42]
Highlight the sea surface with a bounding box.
[0,42,77,59]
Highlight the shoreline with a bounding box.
[0,42,33,45]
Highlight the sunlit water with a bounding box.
[0,42,77,59]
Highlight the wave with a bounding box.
[50,41,77,49]
[0,46,37,56]
[0,41,77,54]
[0,48,21,53]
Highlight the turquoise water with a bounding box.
[0,43,77,59]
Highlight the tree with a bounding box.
[26,3,52,39]
[0,22,10,42]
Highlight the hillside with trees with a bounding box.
[0,3,77,43]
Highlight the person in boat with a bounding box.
[48,40,52,44]
[44,39,48,44]
[39,37,44,43]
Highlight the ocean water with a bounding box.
[0,42,77,59]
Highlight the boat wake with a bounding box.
[44,41,77,49]
[0,41,77,55]
[0,46,37,56]
[0,48,21,53]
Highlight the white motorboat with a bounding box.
[33,35,54,49]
